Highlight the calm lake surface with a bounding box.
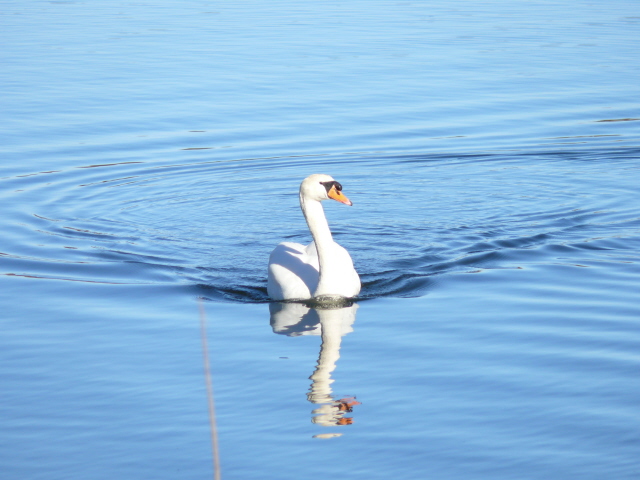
[2,1,639,479]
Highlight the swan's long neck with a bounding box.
[300,195,336,297]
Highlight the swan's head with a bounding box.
[300,174,353,206]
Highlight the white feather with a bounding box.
[267,174,361,301]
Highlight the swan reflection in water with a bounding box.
[269,301,361,435]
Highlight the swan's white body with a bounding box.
[267,174,361,302]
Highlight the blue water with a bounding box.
[1,1,639,479]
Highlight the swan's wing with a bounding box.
[267,242,319,301]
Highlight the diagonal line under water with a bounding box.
[199,299,222,480]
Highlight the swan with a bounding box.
[267,174,361,302]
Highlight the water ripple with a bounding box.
[1,150,639,303]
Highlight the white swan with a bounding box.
[267,174,361,302]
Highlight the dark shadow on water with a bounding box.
[196,282,271,303]
[196,265,444,303]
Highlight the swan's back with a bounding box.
[268,240,360,301]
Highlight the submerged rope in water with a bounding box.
[199,299,221,480]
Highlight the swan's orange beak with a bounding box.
[328,185,353,206]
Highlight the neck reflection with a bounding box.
[269,302,361,434]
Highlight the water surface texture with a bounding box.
[1,1,639,479]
